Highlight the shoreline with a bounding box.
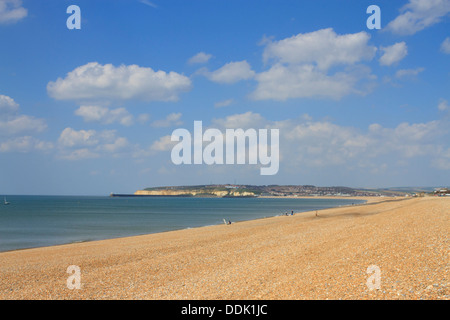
[1,196,447,299]
[0,195,375,254]
[0,195,383,255]
[258,195,399,203]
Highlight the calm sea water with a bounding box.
[0,196,365,252]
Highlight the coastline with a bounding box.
[0,196,448,299]
[0,195,373,254]
[258,195,397,204]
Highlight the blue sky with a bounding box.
[0,0,449,195]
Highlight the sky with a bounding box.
[0,0,449,195]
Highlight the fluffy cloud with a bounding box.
[283,117,446,165]
[74,105,134,126]
[0,94,47,136]
[98,136,129,153]
[0,114,47,136]
[47,62,192,102]
[0,136,53,153]
[58,128,99,148]
[395,67,425,78]
[137,113,150,124]
[252,28,377,101]
[204,61,255,84]
[188,52,213,64]
[150,113,183,128]
[441,37,450,54]
[262,28,376,70]
[146,109,450,184]
[0,0,27,24]
[58,148,100,161]
[211,111,267,129]
[57,127,130,160]
[0,94,51,154]
[214,99,234,108]
[379,42,408,66]
[150,135,176,151]
[438,99,449,111]
[156,111,450,172]
[0,94,19,113]
[386,0,450,35]
[251,64,368,101]
[433,148,450,170]
[281,120,370,166]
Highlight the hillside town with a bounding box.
[433,188,450,196]
[134,184,411,198]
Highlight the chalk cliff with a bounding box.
[134,189,256,197]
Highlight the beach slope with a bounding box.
[0,197,448,300]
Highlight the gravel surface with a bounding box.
[0,197,448,300]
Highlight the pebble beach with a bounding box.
[0,196,448,300]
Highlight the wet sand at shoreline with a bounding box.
[0,196,448,300]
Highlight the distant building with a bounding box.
[433,188,450,196]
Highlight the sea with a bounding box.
[0,195,365,252]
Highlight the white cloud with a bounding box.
[0,0,27,24]
[0,136,53,153]
[433,148,450,170]
[438,99,449,111]
[379,42,408,66]
[148,112,267,157]
[0,94,47,136]
[75,105,134,126]
[150,112,183,128]
[211,111,267,129]
[59,148,100,161]
[57,127,130,160]
[139,0,157,8]
[386,0,450,35]
[214,99,234,108]
[206,112,450,170]
[0,94,19,113]
[47,62,192,102]
[285,116,447,166]
[0,94,51,154]
[98,136,129,153]
[283,120,370,166]
[149,110,450,181]
[0,114,47,136]
[205,61,255,84]
[395,67,424,78]
[58,128,99,148]
[262,28,377,70]
[440,37,450,54]
[188,52,212,64]
[150,135,176,151]
[391,121,440,144]
[251,64,371,101]
[252,28,377,101]
[137,113,150,124]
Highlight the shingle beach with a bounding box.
[0,196,448,300]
